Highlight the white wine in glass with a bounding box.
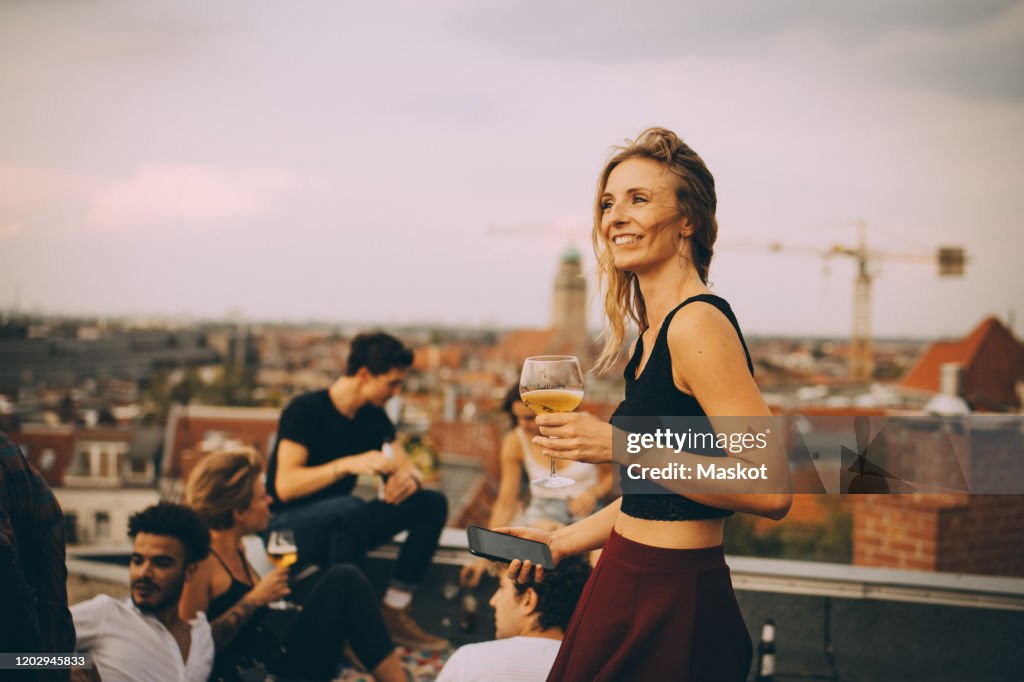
[266,529,300,610]
[520,355,585,488]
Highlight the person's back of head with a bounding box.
[185,447,264,530]
[346,332,414,377]
[490,555,592,639]
[515,555,592,633]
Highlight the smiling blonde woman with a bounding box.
[500,128,792,682]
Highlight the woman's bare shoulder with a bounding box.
[666,300,738,347]
[500,430,525,460]
[665,300,747,377]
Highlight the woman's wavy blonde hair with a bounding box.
[185,447,263,530]
[592,127,718,374]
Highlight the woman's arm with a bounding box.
[208,596,264,650]
[534,305,792,520]
[489,432,526,529]
[181,557,290,650]
[568,463,614,518]
[498,497,621,564]
[209,566,291,649]
[551,496,621,556]
[658,303,792,519]
[499,498,622,583]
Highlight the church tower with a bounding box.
[551,246,589,361]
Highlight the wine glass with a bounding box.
[266,529,300,611]
[520,355,584,488]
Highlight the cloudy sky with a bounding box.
[2,0,1022,338]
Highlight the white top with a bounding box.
[72,595,214,682]
[436,636,563,682]
[517,428,600,499]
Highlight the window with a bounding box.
[64,513,79,545]
[68,450,90,476]
[99,451,113,478]
[39,448,57,471]
[94,512,110,541]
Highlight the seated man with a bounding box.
[267,332,449,650]
[437,556,592,682]
[71,503,213,682]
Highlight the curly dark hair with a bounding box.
[127,502,211,565]
[345,332,414,376]
[513,555,593,632]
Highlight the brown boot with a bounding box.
[380,604,450,651]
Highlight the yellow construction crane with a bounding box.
[726,222,967,381]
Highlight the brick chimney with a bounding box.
[853,494,1024,576]
[852,418,1024,577]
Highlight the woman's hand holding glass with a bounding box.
[266,529,300,610]
[244,566,292,607]
[520,356,584,488]
[532,412,614,464]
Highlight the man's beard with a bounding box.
[131,577,184,614]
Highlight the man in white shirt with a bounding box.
[437,555,592,682]
[71,503,214,682]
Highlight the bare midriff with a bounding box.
[614,513,726,549]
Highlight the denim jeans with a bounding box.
[269,489,448,586]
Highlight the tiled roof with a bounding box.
[901,317,1024,409]
[486,329,560,365]
[163,405,282,480]
[428,421,502,470]
[11,426,76,487]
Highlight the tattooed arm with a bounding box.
[180,556,292,650]
[210,598,261,649]
[209,567,290,649]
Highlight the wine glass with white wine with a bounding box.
[266,529,300,610]
[520,355,584,488]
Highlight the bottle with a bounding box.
[378,441,395,500]
[459,593,478,633]
[756,618,776,682]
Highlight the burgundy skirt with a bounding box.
[547,530,751,682]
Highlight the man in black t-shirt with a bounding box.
[267,332,449,651]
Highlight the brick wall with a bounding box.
[850,416,1024,577]
[853,495,944,572]
[936,494,1024,575]
[853,493,1024,576]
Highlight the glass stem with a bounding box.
[550,456,557,477]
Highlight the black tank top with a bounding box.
[615,294,754,521]
[207,548,256,621]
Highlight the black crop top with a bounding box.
[615,294,755,521]
[207,548,256,621]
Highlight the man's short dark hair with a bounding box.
[514,555,592,632]
[127,502,211,565]
[346,332,414,377]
